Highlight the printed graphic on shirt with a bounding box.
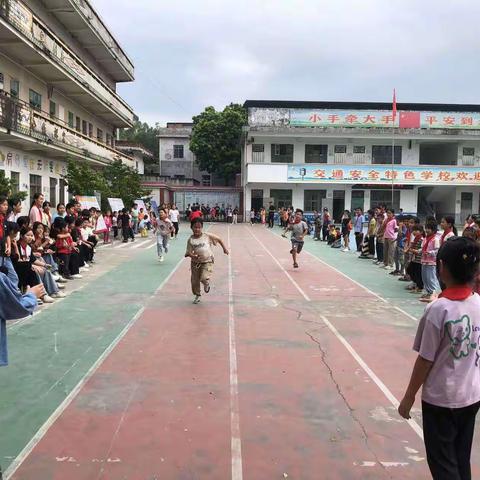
[445,315,477,359]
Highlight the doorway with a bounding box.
[351,190,364,212]
[332,190,345,222]
[461,192,473,223]
[251,189,263,213]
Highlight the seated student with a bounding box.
[80,217,97,262]
[54,218,78,280]
[32,222,60,280]
[64,215,83,276]
[12,226,59,302]
[405,224,424,294]
[327,225,337,245]
[3,222,20,283]
[73,218,91,269]
[331,227,342,249]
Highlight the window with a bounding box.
[10,79,19,98]
[372,145,402,164]
[88,123,93,138]
[49,100,56,118]
[0,73,3,90]
[75,116,81,132]
[353,145,366,154]
[334,145,347,154]
[10,171,20,194]
[68,111,74,128]
[351,190,364,211]
[304,190,326,211]
[173,145,184,159]
[29,89,42,110]
[106,133,112,146]
[370,190,400,211]
[252,144,264,152]
[49,177,57,206]
[202,174,211,186]
[252,144,265,163]
[97,128,103,142]
[463,147,475,156]
[29,174,42,203]
[305,144,328,163]
[270,189,292,209]
[59,178,66,204]
[271,144,294,163]
[82,120,87,135]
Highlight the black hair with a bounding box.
[66,202,75,210]
[386,208,395,214]
[442,215,458,236]
[64,215,75,226]
[0,195,7,204]
[410,216,420,224]
[5,221,19,236]
[55,218,67,231]
[295,208,304,214]
[57,203,65,209]
[74,218,84,227]
[42,201,51,208]
[437,237,480,284]
[367,209,374,216]
[412,224,425,235]
[81,209,90,219]
[32,221,45,234]
[191,218,204,228]
[122,208,127,214]
[425,220,438,233]
[16,216,30,229]
[19,225,33,237]
[462,227,477,240]
[426,215,437,224]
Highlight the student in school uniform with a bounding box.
[399,236,480,480]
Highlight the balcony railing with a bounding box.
[460,156,478,167]
[0,92,134,166]
[252,151,265,163]
[0,0,134,125]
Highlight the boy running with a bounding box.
[185,218,229,304]
[286,209,308,268]
[155,209,174,262]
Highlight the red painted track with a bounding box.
[10,225,480,479]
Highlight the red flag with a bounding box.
[399,111,421,128]
[392,89,397,121]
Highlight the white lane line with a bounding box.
[247,227,424,441]
[227,226,243,480]
[114,242,131,249]
[270,229,419,323]
[4,255,187,480]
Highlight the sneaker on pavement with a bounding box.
[42,295,55,303]
[158,256,164,262]
[193,295,201,304]
[52,292,66,298]
[204,281,210,293]
[57,276,68,283]
[52,273,60,281]
[56,283,65,290]
[72,274,83,279]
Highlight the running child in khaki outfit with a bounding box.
[185,218,229,304]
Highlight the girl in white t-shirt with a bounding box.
[169,204,180,239]
[399,236,480,479]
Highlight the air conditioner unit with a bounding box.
[326,191,333,199]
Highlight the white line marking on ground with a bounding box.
[227,226,243,480]
[4,255,187,480]
[270,229,419,323]
[131,238,154,249]
[247,226,424,441]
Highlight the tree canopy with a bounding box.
[64,159,151,209]
[0,170,27,202]
[119,121,159,162]
[189,103,246,183]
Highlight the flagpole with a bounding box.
[391,89,396,209]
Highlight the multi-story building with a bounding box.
[242,100,480,223]
[158,122,211,187]
[0,0,135,206]
[115,141,153,175]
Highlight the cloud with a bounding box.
[93,0,480,126]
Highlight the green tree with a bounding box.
[190,103,247,184]
[119,121,159,162]
[0,170,27,202]
[64,159,107,197]
[102,159,151,208]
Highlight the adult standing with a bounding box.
[322,208,331,241]
[268,202,275,228]
[383,209,398,270]
[131,203,139,234]
[29,193,44,226]
[169,204,180,238]
[353,208,365,252]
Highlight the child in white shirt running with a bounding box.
[154,209,174,262]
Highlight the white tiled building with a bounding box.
[242,100,480,223]
[0,0,135,206]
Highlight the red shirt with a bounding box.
[56,235,73,254]
[190,211,202,221]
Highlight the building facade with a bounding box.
[115,141,153,175]
[0,0,135,206]
[158,123,211,187]
[242,100,480,223]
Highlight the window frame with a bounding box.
[371,145,402,165]
[10,79,19,98]
[29,89,42,110]
[173,144,184,159]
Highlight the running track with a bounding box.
[5,224,480,479]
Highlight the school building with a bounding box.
[241,100,480,223]
[0,0,135,206]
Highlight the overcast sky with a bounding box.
[93,0,480,127]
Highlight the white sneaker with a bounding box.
[72,274,83,279]
[193,295,201,304]
[342,248,349,252]
[52,292,66,298]
[384,265,394,270]
[82,263,90,269]
[57,283,65,290]
[52,273,60,281]
[158,256,164,262]
[42,295,55,303]
[57,276,68,283]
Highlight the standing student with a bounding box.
[233,207,239,225]
[420,221,441,303]
[185,218,229,304]
[118,208,133,243]
[383,209,398,270]
[353,208,365,252]
[112,211,119,240]
[249,208,255,225]
[374,207,386,264]
[313,210,321,241]
[440,216,457,245]
[405,224,424,293]
[268,202,275,228]
[131,204,139,234]
[285,209,308,268]
[155,209,174,262]
[169,204,180,238]
[392,216,407,276]
[321,208,331,241]
[29,193,44,226]
[399,237,480,480]
[340,210,352,252]
[366,209,377,259]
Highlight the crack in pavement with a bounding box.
[305,331,391,477]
